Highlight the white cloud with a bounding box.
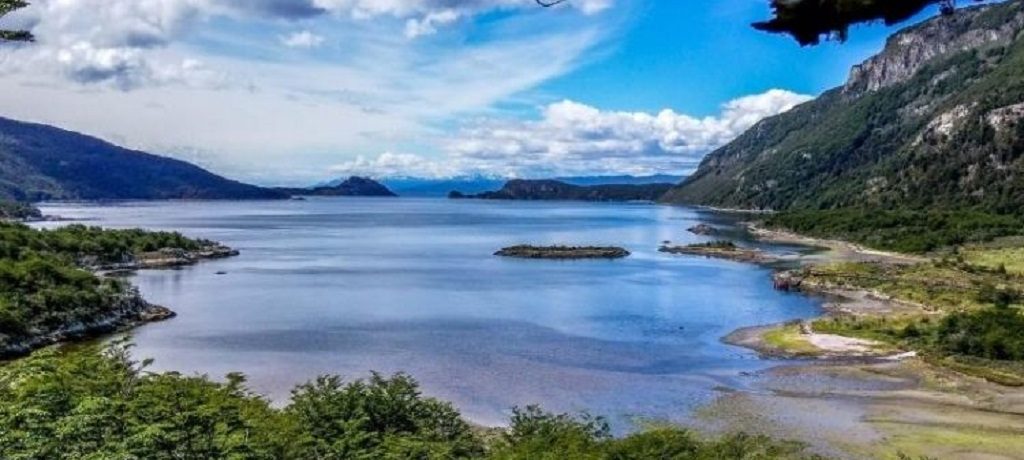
[312,0,611,21]
[0,0,610,184]
[281,30,326,48]
[330,152,460,178]
[441,89,812,177]
[404,9,460,38]
[330,89,812,179]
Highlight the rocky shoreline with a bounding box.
[91,244,240,272]
[495,245,630,259]
[2,243,238,359]
[692,222,1024,458]
[0,291,175,359]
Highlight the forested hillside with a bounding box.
[0,117,284,201]
[664,1,1024,251]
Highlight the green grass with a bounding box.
[963,247,1024,276]
[763,325,821,356]
[927,355,1024,387]
[803,260,1023,312]
[872,422,1024,459]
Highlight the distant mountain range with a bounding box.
[377,178,506,197]
[365,175,685,198]
[275,177,397,197]
[0,117,284,201]
[450,179,675,202]
[663,1,1024,215]
[0,116,682,203]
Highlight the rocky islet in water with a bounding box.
[495,245,631,259]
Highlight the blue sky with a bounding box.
[538,0,936,115]
[0,0,955,184]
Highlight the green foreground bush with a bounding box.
[0,342,823,460]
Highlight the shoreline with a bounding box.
[694,220,1024,459]
[1,240,238,359]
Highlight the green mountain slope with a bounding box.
[0,117,285,201]
[664,1,1024,216]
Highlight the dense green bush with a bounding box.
[0,222,216,353]
[0,343,824,460]
[0,222,211,263]
[0,201,42,220]
[817,306,1024,363]
[934,306,1024,361]
[0,255,127,343]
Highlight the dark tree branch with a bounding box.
[754,0,984,46]
[0,0,33,42]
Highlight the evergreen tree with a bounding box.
[0,0,32,42]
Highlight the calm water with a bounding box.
[37,198,820,428]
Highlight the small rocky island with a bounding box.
[495,245,631,259]
[687,223,717,235]
[659,240,776,264]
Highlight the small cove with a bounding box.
[37,198,822,429]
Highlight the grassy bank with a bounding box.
[776,243,1024,384]
[764,209,1024,254]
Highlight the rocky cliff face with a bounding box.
[664,0,1024,214]
[844,4,1024,95]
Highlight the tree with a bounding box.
[0,0,32,42]
[754,0,986,45]
[536,0,986,46]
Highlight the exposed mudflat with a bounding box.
[704,222,1024,459]
[694,360,1024,459]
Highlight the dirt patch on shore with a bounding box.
[724,323,896,359]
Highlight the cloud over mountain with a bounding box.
[331,89,812,178]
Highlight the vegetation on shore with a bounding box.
[764,209,1024,254]
[0,341,824,460]
[761,325,822,357]
[0,222,228,356]
[0,201,42,221]
[777,245,1024,384]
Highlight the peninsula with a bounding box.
[451,179,673,202]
